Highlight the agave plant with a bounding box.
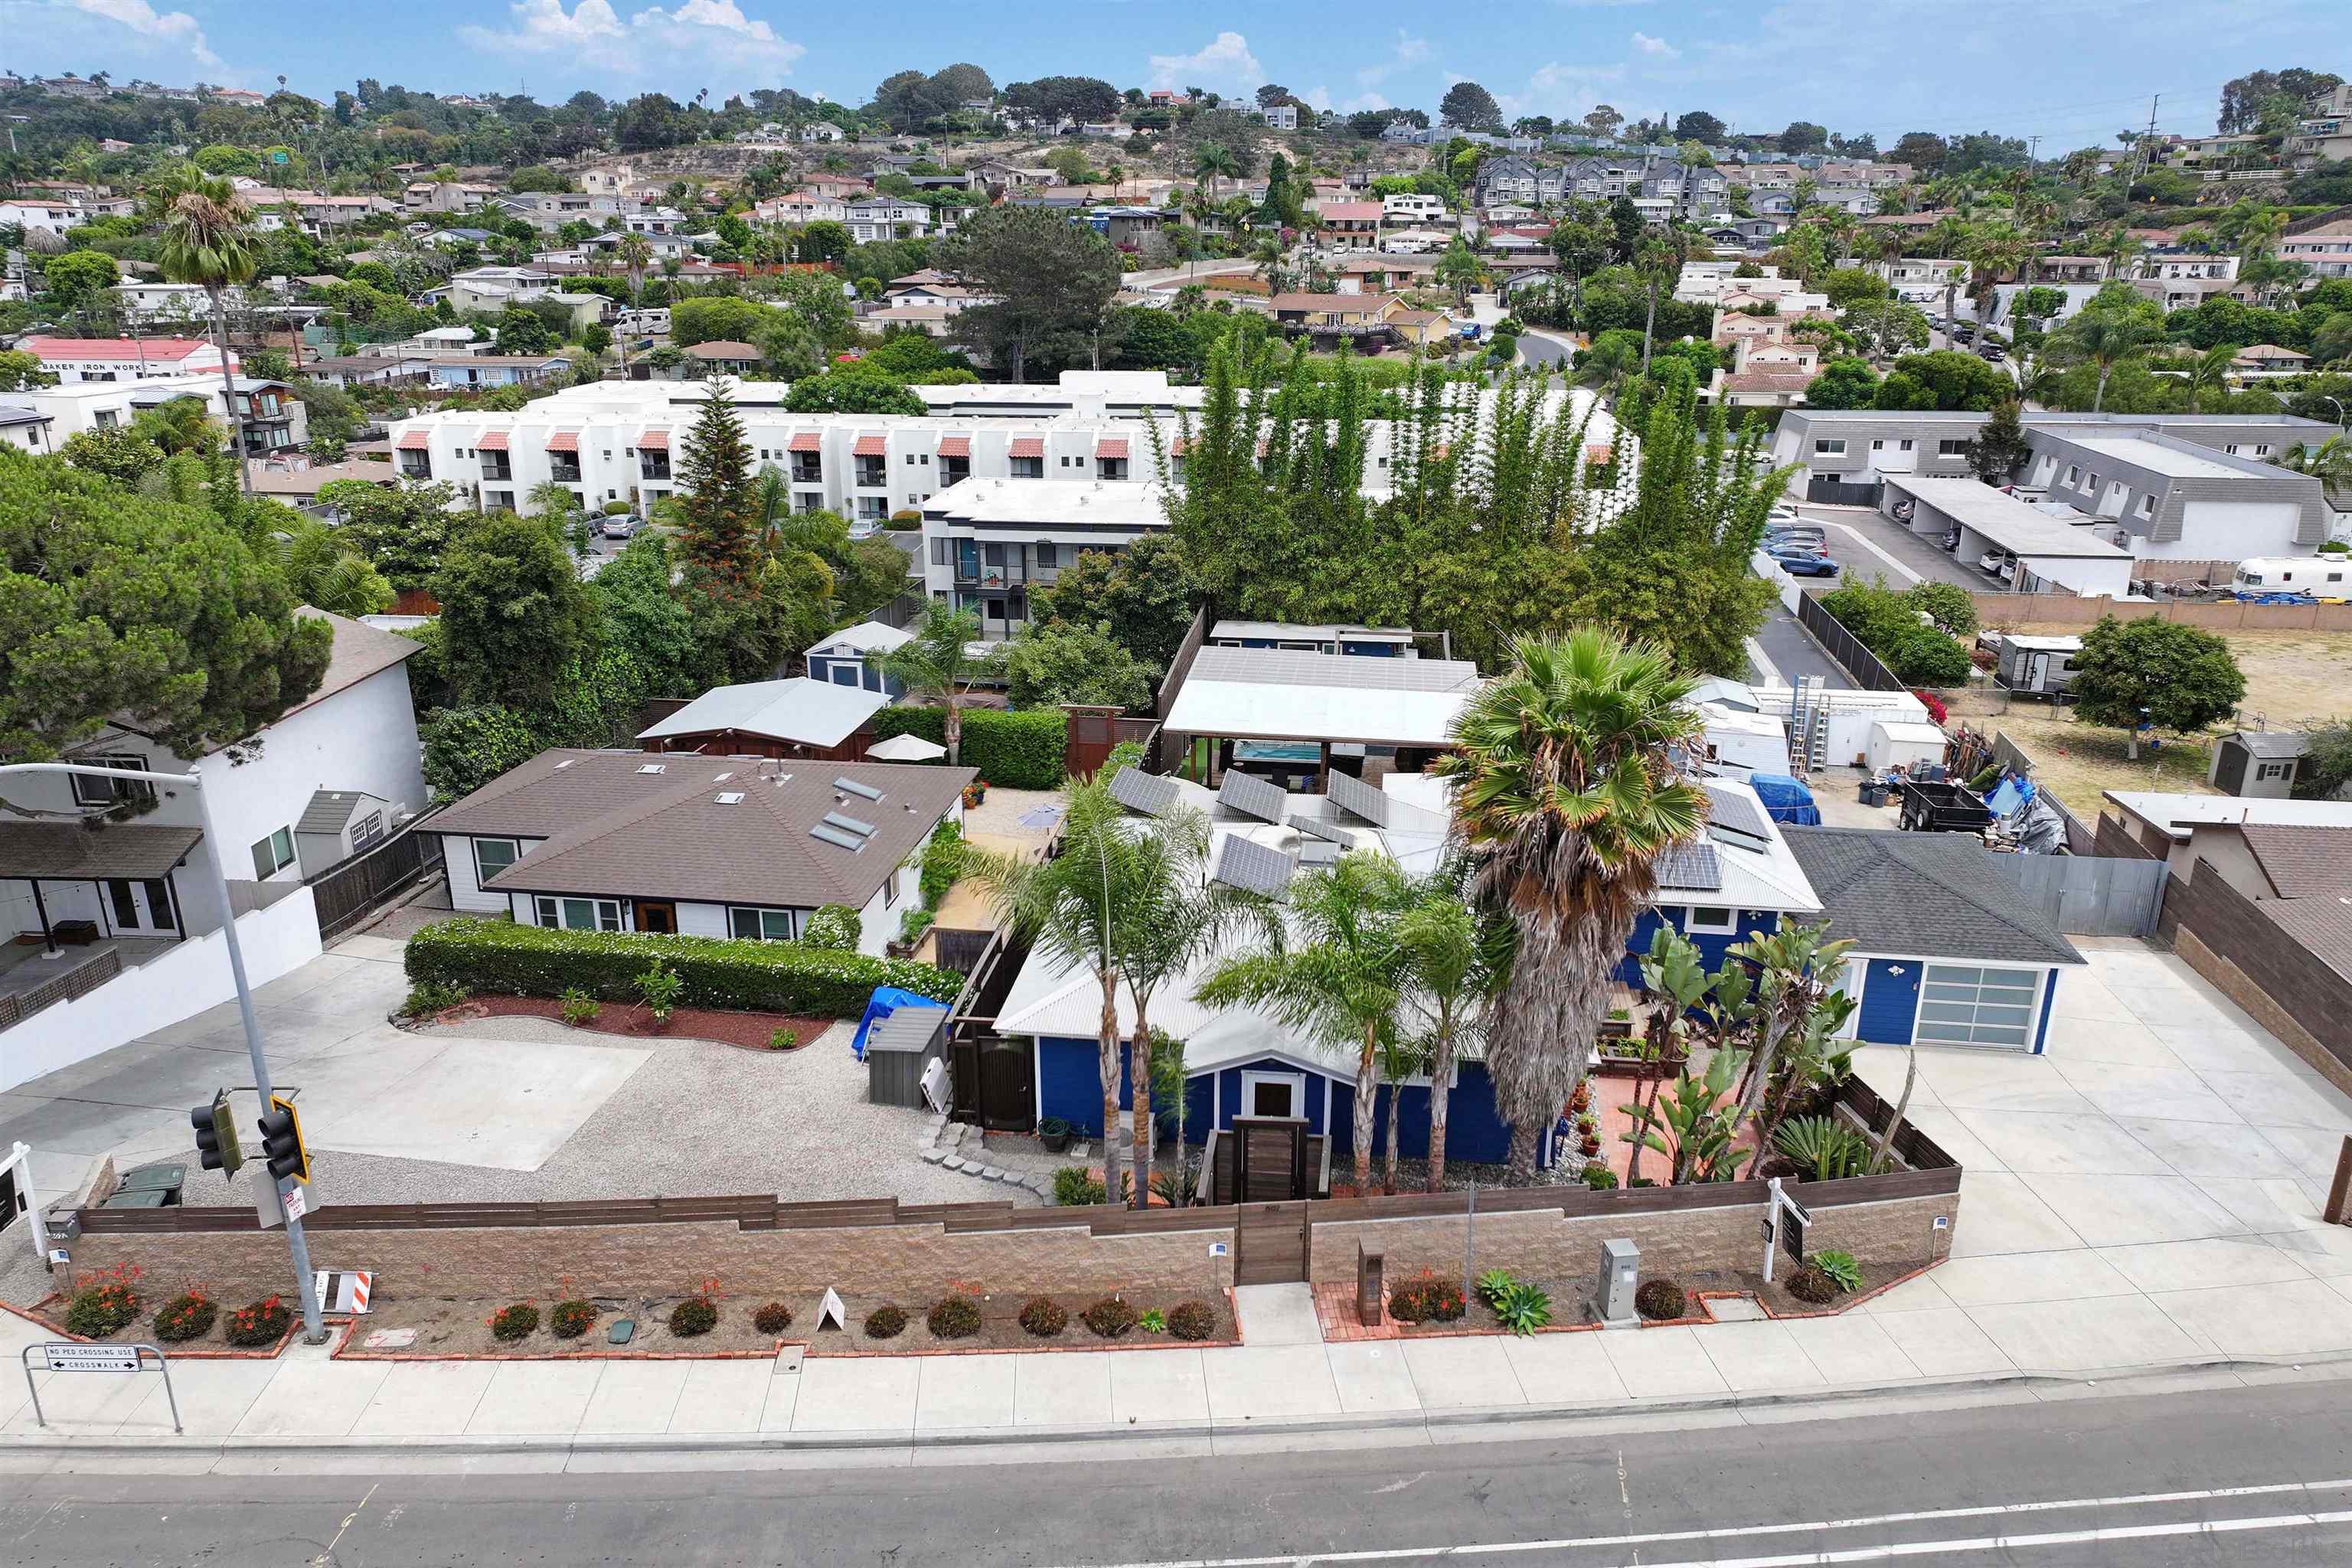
[1772,1116,1871,1182]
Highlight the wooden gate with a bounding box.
[1233,1116,1310,1202]
[975,1040,1035,1132]
[1234,1200,1312,1285]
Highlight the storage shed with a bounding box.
[864,1004,948,1109]
[2208,731,2311,800]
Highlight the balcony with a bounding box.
[639,456,671,481]
[398,456,433,480]
[549,457,583,485]
[854,459,887,489]
[792,456,822,484]
[479,455,512,482]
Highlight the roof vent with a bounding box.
[554,759,574,769]
[637,763,666,774]
[715,791,745,804]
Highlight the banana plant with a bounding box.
[1622,1042,1749,1185]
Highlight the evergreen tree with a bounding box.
[671,378,761,590]
[1966,399,2033,485]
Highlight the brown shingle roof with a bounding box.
[2235,825,2352,900]
[433,750,972,910]
[0,822,201,880]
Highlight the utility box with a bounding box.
[1592,1237,1640,1328]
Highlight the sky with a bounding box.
[3,0,2341,151]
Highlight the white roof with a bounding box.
[809,619,913,657]
[1872,720,1950,744]
[2103,792,2352,841]
[1668,778,1823,915]
[1165,646,1484,748]
[1997,633,2082,652]
[635,677,890,749]
[923,476,1168,530]
[2055,433,2246,479]
[1889,477,2132,560]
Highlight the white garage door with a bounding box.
[1916,964,2040,1050]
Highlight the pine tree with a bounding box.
[672,377,761,592]
[1966,398,2032,485]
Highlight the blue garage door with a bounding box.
[1857,959,1922,1045]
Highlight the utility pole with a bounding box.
[2132,93,2161,185]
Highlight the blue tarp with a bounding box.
[851,988,950,1060]
[1747,773,1822,826]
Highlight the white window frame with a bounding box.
[1686,904,1738,935]
[473,837,521,884]
[727,906,799,941]
[250,826,296,879]
[1936,439,1969,458]
[70,752,151,806]
[535,895,622,932]
[1813,438,1847,456]
[1239,1069,1308,1121]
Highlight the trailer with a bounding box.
[1896,778,1995,835]
[1991,632,2081,697]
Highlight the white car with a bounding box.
[600,514,637,540]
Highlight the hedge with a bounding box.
[405,919,960,1015]
[868,706,1067,789]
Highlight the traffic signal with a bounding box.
[256,1094,309,1185]
[191,1092,243,1178]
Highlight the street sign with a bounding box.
[42,1343,139,1373]
[818,1287,847,1331]
[282,1184,308,1222]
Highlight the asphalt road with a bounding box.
[8,1379,2352,1566]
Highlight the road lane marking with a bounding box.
[1041,1476,2352,1567]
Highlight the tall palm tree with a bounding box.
[2183,343,2236,413]
[1431,630,1708,1183]
[875,599,1001,766]
[615,230,654,305]
[153,164,259,496]
[1634,234,1683,373]
[1390,868,1503,1192]
[1197,852,1411,1197]
[965,779,1135,1204]
[1192,141,1239,203]
[2272,436,2352,508]
[2049,310,2160,412]
[2095,224,2145,281]
[268,514,394,616]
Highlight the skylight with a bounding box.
[834,776,884,802]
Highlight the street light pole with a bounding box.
[0,761,326,1343]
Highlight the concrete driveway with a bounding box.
[1851,940,2352,1367]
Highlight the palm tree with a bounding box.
[2048,310,2160,413]
[2095,224,2145,281]
[1430,630,1708,1183]
[1248,233,1290,295]
[1192,141,1238,202]
[2272,436,2352,508]
[965,779,1135,1204]
[153,164,259,496]
[1390,869,1502,1192]
[2183,343,2236,413]
[268,514,394,616]
[615,230,654,304]
[1371,1031,1432,1195]
[875,599,1001,766]
[1633,234,1682,373]
[1434,237,1485,311]
[1197,852,1410,1197]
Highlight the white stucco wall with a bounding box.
[2152,500,2301,563]
[2021,551,2135,599]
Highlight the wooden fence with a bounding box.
[304,810,446,942]
[2157,861,2352,1096]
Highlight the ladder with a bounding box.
[1788,675,1828,774]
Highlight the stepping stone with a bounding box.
[920,1148,947,1164]
[942,1155,967,1171]
[980,1166,1008,1181]
[1070,1142,1090,1159]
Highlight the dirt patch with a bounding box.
[436,995,836,1053]
[336,1290,1236,1358]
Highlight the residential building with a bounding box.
[2099,791,2352,878]
[2282,216,2352,280]
[638,677,894,762]
[1253,103,1300,131]
[2233,344,2312,373]
[753,191,848,224]
[0,407,57,453]
[2129,252,2239,283]
[423,354,573,392]
[0,198,90,234]
[2288,84,2352,166]
[109,280,256,326]
[842,199,934,242]
[920,477,1166,638]
[1262,291,1406,348]
[302,353,431,390]
[401,180,499,214]
[676,341,763,377]
[0,373,308,457]
[494,190,629,234]
[1869,257,1968,301]
[805,621,914,696]
[1313,201,1383,251]
[1875,475,2136,596]
[431,750,967,955]
[21,335,234,384]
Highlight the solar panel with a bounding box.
[1654,840,1723,892]
[1217,769,1288,825]
[1327,769,1393,828]
[1298,840,1344,867]
[822,811,877,838]
[808,825,867,852]
[1702,782,1774,848]
[834,776,884,801]
[1109,765,1183,818]
[1286,813,1357,849]
[1212,834,1296,898]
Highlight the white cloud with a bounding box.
[1145,31,1264,94]
[459,0,805,80]
[64,0,220,67]
[1341,92,1390,114]
[1357,29,1432,90]
[1303,85,1333,113]
[1494,60,1628,125]
[1631,31,1681,57]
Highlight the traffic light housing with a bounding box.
[191,1092,243,1178]
[256,1095,309,1185]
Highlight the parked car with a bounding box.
[600,514,637,540]
[1764,528,1828,550]
[1951,325,1976,343]
[1772,550,1841,577]
[1979,343,2007,362]
[1766,536,1830,557]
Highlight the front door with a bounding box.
[636,901,678,935]
[103,878,176,934]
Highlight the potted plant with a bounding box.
[1037,1116,1073,1154]
[962,778,989,808]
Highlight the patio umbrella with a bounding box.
[867,733,948,762]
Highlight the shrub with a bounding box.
[864,1304,907,1339]
[63,1271,142,1338]
[602,499,632,516]
[1138,1306,1168,1333]
[753,1301,795,1335]
[550,1300,598,1338]
[635,959,684,1023]
[1081,1295,1139,1338]
[1774,1116,1873,1181]
[1491,1281,1553,1336]
[669,1296,718,1337]
[926,1294,982,1338]
[1054,1168,1107,1207]
[898,907,934,944]
[767,1026,798,1051]
[802,903,861,952]
[1634,1279,1687,1321]
[559,988,600,1027]
[1582,1162,1619,1190]
[1388,1273,1466,1324]
[152,1292,216,1343]
[225,1295,292,1347]
[402,979,468,1017]
[1910,687,1949,725]
[1474,1268,1518,1311]
[916,821,965,909]
[1018,1296,1068,1336]
[1785,1264,1840,1305]
[403,919,959,1014]
[869,706,1067,789]
[1808,1250,1864,1294]
[1166,1300,1217,1341]
[489,1302,541,1341]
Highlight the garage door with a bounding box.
[1916,964,2040,1050]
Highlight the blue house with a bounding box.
[1618,777,1826,987]
[1207,619,1417,658]
[1784,828,2084,1054]
[805,619,914,697]
[425,354,571,390]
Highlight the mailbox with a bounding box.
[1593,1236,1640,1327]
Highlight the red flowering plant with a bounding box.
[225,1294,293,1348]
[63,1265,145,1338]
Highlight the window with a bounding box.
[1936,439,1969,458]
[536,896,622,932]
[2136,494,2156,517]
[728,906,797,941]
[1686,905,1737,935]
[2084,472,2099,493]
[2064,466,2079,486]
[472,837,521,884]
[250,826,296,879]
[985,597,1007,620]
[2256,443,2273,457]
[1035,541,1058,567]
[350,811,385,852]
[1010,456,1043,479]
[70,753,151,807]
[1241,1070,1307,1119]
[2255,760,2293,782]
[1813,439,1846,456]
[1915,964,2040,1050]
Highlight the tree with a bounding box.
[1841,299,1930,361]
[419,704,543,802]
[1001,620,1154,711]
[2271,436,2352,507]
[1582,105,1625,140]
[2220,68,2343,134]
[1779,121,1829,155]
[671,378,761,590]
[671,296,776,348]
[877,601,1001,766]
[325,479,469,593]
[431,511,595,711]
[1390,868,1502,1192]
[2047,309,2161,413]
[1673,111,1726,142]
[41,248,119,312]
[1439,80,1503,133]
[1191,141,1238,201]
[492,305,557,354]
[1874,349,2012,411]
[1430,631,1707,1181]
[781,364,927,414]
[1026,533,1195,667]
[1804,357,1883,410]
[1891,132,1947,172]
[1200,853,1412,1198]
[1433,237,1485,309]
[153,164,259,496]
[1905,580,1978,638]
[945,204,1122,384]
[61,426,166,484]
[2069,616,2246,759]
[0,449,330,764]
[268,513,394,617]
[1967,397,2032,483]
[0,351,55,392]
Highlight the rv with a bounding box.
[1991,632,2081,697]
[2232,557,2349,598]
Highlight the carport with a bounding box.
[1880,475,2135,598]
